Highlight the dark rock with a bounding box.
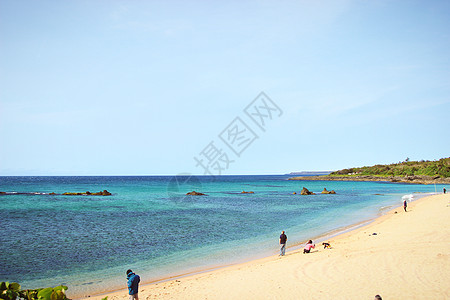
[186,191,207,196]
[300,187,315,195]
[321,188,336,194]
[63,190,112,196]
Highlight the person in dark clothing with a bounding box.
[403,199,407,212]
[279,231,287,256]
[444,187,446,194]
[126,269,140,300]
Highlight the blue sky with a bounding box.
[1,0,449,175]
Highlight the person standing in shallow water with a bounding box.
[127,269,140,300]
[444,187,446,194]
[279,231,287,256]
[403,199,407,212]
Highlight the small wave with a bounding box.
[402,194,414,202]
[1,191,48,195]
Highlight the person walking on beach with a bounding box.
[126,269,140,300]
[444,187,446,194]
[403,199,407,212]
[279,231,287,256]
[303,240,315,254]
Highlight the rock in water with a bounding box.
[300,187,315,195]
[186,191,207,196]
[321,188,336,194]
[63,190,112,196]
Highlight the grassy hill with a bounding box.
[330,157,450,178]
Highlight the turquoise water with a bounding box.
[0,175,444,298]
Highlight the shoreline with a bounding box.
[76,208,384,299]
[77,218,376,300]
[75,219,374,300]
[81,193,450,300]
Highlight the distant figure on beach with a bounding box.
[126,269,140,300]
[403,199,407,212]
[374,295,382,300]
[279,231,287,256]
[444,187,446,194]
[303,240,315,254]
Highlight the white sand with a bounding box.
[84,193,450,300]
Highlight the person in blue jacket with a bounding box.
[126,269,140,300]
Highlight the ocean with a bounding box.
[0,175,444,298]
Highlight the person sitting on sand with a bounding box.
[303,240,315,254]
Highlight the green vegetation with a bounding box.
[0,282,69,300]
[330,157,450,178]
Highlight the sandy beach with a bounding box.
[84,193,450,300]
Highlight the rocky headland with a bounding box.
[289,175,450,185]
[291,158,450,185]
